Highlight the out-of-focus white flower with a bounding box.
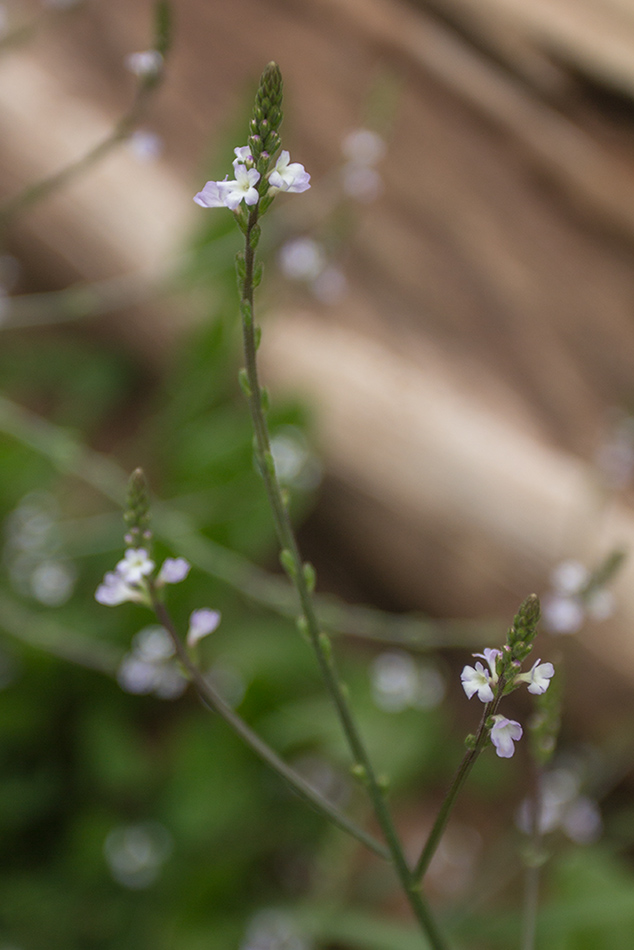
[127,129,163,163]
[516,767,602,844]
[268,151,311,193]
[542,593,585,635]
[278,238,325,281]
[551,560,589,594]
[372,651,446,713]
[118,626,186,700]
[460,648,500,703]
[156,557,190,585]
[490,715,522,758]
[341,163,382,201]
[186,608,221,647]
[104,822,172,889]
[125,50,163,78]
[240,909,311,950]
[30,559,76,606]
[342,128,386,165]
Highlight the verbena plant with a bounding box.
[93,64,559,950]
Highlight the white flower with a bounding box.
[95,571,145,606]
[233,145,254,166]
[223,165,261,209]
[460,648,500,703]
[490,715,522,758]
[194,166,260,211]
[186,608,221,647]
[268,151,311,194]
[125,50,163,78]
[116,548,155,584]
[516,658,555,695]
[156,557,191,585]
[341,128,386,165]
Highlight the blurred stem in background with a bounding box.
[0,1,171,230]
[0,393,497,654]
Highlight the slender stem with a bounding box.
[150,596,390,861]
[413,689,505,884]
[239,205,448,950]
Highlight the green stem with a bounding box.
[150,596,389,861]
[413,689,505,884]
[0,394,492,651]
[239,205,448,950]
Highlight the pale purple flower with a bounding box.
[186,608,221,647]
[194,179,232,209]
[490,715,522,758]
[516,658,555,695]
[460,648,500,703]
[268,151,311,194]
[156,557,191,585]
[95,571,144,606]
[116,548,155,584]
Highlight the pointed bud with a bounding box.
[123,468,152,548]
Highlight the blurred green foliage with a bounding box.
[0,54,633,950]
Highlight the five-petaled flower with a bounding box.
[268,151,311,193]
[460,648,501,703]
[490,715,523,758]
[515,658,555,695]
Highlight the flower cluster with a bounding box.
[95,549,189,607]
[194,147,310,212]
[460,594,555,758]
[95,550,221,650]
[461,650,554,703]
